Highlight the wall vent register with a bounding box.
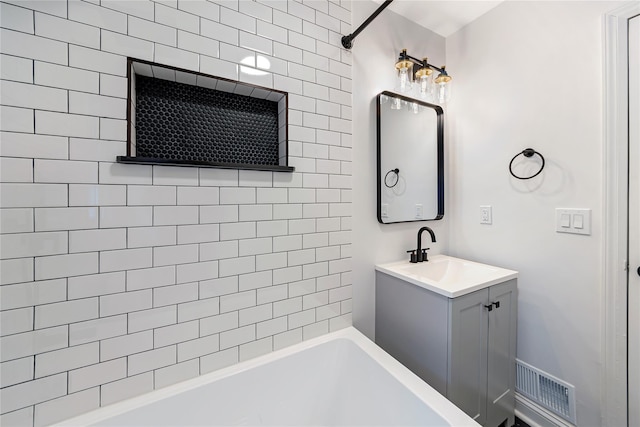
[118,58,293,172]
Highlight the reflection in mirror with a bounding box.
[377,91,444,224]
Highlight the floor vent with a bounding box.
[515,359,576,425]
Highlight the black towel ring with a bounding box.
[384,168,400,188]
[509,148,545,180]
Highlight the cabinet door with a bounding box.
[449,288,489,425]
[486,280,517,427]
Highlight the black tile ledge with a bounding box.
[116,156,295,172]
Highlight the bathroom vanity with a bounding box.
[375,255,517,427]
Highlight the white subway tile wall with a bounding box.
[0,0,352,424]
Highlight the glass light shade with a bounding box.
[435,80,452,104]
[418,75,433,98]
[396,66,412,93]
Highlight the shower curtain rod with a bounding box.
[341,0,394,49]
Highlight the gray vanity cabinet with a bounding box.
[375,272,517,427]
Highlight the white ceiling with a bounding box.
[373,0,505,37]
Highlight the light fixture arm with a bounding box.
[398,51,447,75]
[341,0,394,49]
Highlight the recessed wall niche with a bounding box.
[118,58,293,172]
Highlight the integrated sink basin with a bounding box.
[375,255,518,298]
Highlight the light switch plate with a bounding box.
[556,208,591,235]
[480,205,492,224]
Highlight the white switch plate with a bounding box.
[555,208,591,235]
[415,204,423,219]
[480,205,492,224]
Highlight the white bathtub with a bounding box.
[56,327,478,426]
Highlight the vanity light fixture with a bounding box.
[395,49,452,103]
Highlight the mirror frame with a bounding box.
[376,91,445,224]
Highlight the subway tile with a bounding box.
[35,342,99,378]
[157,5,199,34]
[256,316,287,339]
[256,285,288,304]
[178,297,220,323]
[0,326,67,362]
[128,345,176,376]
[289,279,316,297]
[199,55,239,81]
[100,331,153,361]
[36,111,99,139]
[0,373,67,415]
[0,132,68,160]
[220,7,256,33]
[289,308,315,329]
[288,218,316,234]
[69,184,126,206]
[273,266,303,285]
[273,41,302,63]
[100,118,127,141]
[273,297,302,317]
[70,228,126,253]
[154,282,198,307]
[154,44,199,72]
[0,407,33,426]
[0,307,33,337]
[256,220,288,237]
[101,0,154,20]
[100,247,153,273]
[153,244,199,267]
[178,0,219,21]
[128,16,176,46]
[0,279,66,311]
[0,28,68,65]
[34,207,98,231]
[128,305,176,334]
[99,74,128,98]
[0,231,67,260]
[176,261,218,284]
[154,206,198,225]
[100,289,152,317]
[256,20,287,43]
[239,0,272,22]
[199,276,238,299]
[36,12,99,48]
[316,245,340,262]
[177,187,219,205]
[220,222,256,241]
[177,334,219,362]
[69,91,127,119]
[152,166,199,186]
[154,359,199,389]
[303,319,328,340]
[238,237,272,256]
[35,252,98,280]
[69,315,127,346]
[100,206,152,228]
[34,388,99,427]
[100,372,153,406]
[128,226,177,249]
[101,29,154,61]
[1,80,67,112]
[303,20,328,43]
[239,205,272,222]
[70,138,126,162]
[68,0,127,33]
[0,2,34,33]
[256,188,288,204]
[239,30,272,55]
[200,347,237,374]
[288,249,320,270]
[220,289,256,313]
[289,31,316,53]
[35,298,98,330]
[34,160,97,184]
[238,270,272,291]
[219,324,255,350]
[239,336,272,361]
[127,265,176,291]
[200,240,239,262]
[69,45,127,76]
[200,311,238,336]
[154,321,198,348]
[0,357,34,388]
[0,105,33,133]
[199,168,238,186]
[199,18,237,46]
[219,255,255,277]
[178,30,219,57]
[0,54,32,84]
[239,303,272,326]
[68,358,126,393]
[316,301,341,320]
[273,235,302,252]
[256,252,287,271]
[200,205,239,224]
[177,224,219,244]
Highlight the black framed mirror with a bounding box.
[376,91,444,224]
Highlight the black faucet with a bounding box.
[408,226,436,263]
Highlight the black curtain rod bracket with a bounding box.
[341,0,394,49]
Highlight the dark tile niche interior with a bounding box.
[120,59,292,172]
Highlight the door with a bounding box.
[628,13,640,427]
[449,289,490,425]
[486,281,517,427]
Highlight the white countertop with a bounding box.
[375,254,518,298]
